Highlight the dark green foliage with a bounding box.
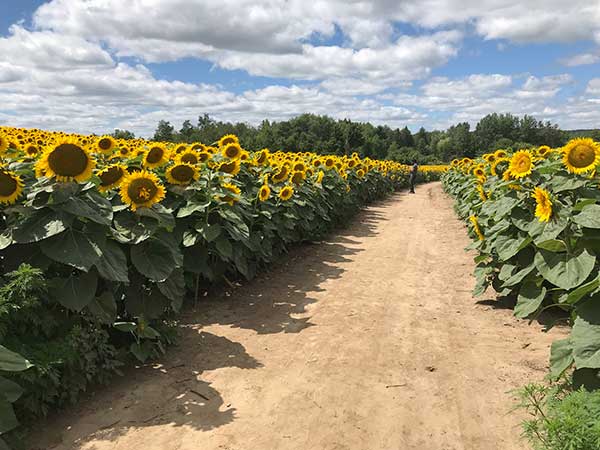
[517,381,600,450]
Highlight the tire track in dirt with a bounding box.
[30,182,566,450]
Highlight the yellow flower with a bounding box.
[271,165,289,183]
[562,138,600,174]
[477,184,487,202]
[0,169,23,204]
[95,136,116,155]
[324,157,336,169]
[532,187,552,222]
[254,149,269,165]
[219,182,241,206]
[469,215,484,241]
[536,145,552,158]
[176,149,200,165]
[218,134,239,148]
[494,149,507,159]
[173,143,188,154]
[278,185,294,201]
[491,157,509,177]
[97,164,127,192]
[166,162,200,185]
[290,170,306,185]
[218,159,241,176]
[473,166,486,178]
[258,184,271,202]
[143,144,170,168]
[509,150,534,178]
[0,133,9,155]
[316,170,324,184]
[36,137,96,182]
[119,170,165,211]
[221,142,243,160]
[24,144,39,157]
[356,169,365,178]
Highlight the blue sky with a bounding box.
[1,0,599,137]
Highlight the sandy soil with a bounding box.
[30,182,566,450]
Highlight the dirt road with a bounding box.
[31,182,565,450]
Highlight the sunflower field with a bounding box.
[442,138,600,390]
[0,125,445,442]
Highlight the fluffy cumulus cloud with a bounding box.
[0,0,599,135]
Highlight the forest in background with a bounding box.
[111,113,600,164]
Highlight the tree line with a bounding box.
[111,113,600,163]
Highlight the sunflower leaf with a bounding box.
[573,204,600,229]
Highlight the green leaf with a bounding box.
[0,230,11,250]
[498,264,516,282]
[12,209,68,243]
[534,248,596,290]
[0,398,18,434]
[95,239,129,283]
[529,211,570,244]
[215,237,233,260]
[572,299,600,370]
[0,376,23,403]
[113,322,136,333]
[514,281,547,318]
[60,192,113,226]
[86,291,117,324]
[41,228,103,271]
[563,277,600,305]
[536,239,567,253]
[495,233,531,261]
[0,345,32,372]
[130,237,177,282]
[549,337,574,379]
[572,368,600,391]
[136,204,175,230]
[176,200,211,218]
[198,223,221,242]
[501,263,536,287]
[51,270,98,312]
[573,198,596,212]
[157,268,185,310]
[129,341,153,363]
[549,175,588,193]
[573,204,600,229]
[112,211,156,244]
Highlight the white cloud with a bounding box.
[561,53,600,67]
[586,78,600,95]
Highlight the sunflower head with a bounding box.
[36,137,96,182]
[120,170,166,211]
[143,144,170,168]
[290,170,306,185]
[483,153,496,163]
[189,142,206,152]
[24,144,39,157]
[219,182,241,206]
[477,184,487,202]
[258,184,271,202]
[324,157,336,169]
[0,133,10,155]
[532,187,552,222]
[509,150,534,178]
[494,149,508,159]
[166,162,200,185]
[278,185,294,201]
[97,164,127,192]
[562,138,600,174]
[473,166,486,178]
[271,165,289,183]
[173,144,188,154]
[491,157,509,177]
[536,145,552,158]
[255,149,269,165]
[316,170,324,184]
[218,159,241,176]
[221,142,243,160]
[96,136,116,155]
[469,215,484,241]
[197,151,212,163]
[356,169,365,178]
[0,169,23,204]
[218,134,239,148]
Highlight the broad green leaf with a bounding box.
[0,436,10,450]
[0,230,11,250]
[157,268,185,310]
[534,248,596,290]
[0,376,23,403]
[95,239,129,283]
[572,368,600,391]
[112,211,156,244]
[530,209,570,244]
[51,270,98,312]
[197,223,221,242]
[514,281,546,318]
[536,239,567,253]
[0,398,18,434]
[573,198,596,212]
[0,345,32,372]
[573,204,600,229]
[563,277,600,305]
[41,228,103,271]
[136,204,175,230]
[495,233,531,261]
[125,286,169,320]
[501,263,536,287]
[549,337,574,380]
[215,237,233,260]
[176,200,211,218]
[113,322,136,332]
[183,245,211,276]
[549,175,588,193]
[12,209,68,243]
[130,238,176,282]
[60,192,113,226]
[572,299,600,370]
[498,264,516,281]
[86,291,117,324]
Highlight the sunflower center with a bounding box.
[0,171,17,196]
[181,153,198,164]
[517,157,530,170]
[225,145,240,158]
[48,143,89,176]
[171,165,195,182]
[568,145,595,168]
[98,138,112,150]
[100,166,124,186]
[146,147,164,164]
[127,178,158,204]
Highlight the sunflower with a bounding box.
[97,164,127,192]
[142,144,170,168]
[120,170,166,211]
[0,169,24,204]
[96,136,116,154]
[316,170,324,184]
[221,142,243,160]
[290,170,306,185]
[477,184,487,202]
[483,153,496,163]
[173,144,188,154]
[312,159,322,168]
[36,137,96,182]
[293,162,306,172]
[562,138,600,174]
[176,149,200,165]
[494,149,507,159]
[509,150,534,178]
[532,187,552,222]
[0,133,10,155]
[473,166,486,178]
[218,134,239,148]
[254,149,269,165]
[356,169,365,178]
[166,162,200,185]
[271,165,289,183]
[324,157,336,169]
[218,159,241,176]
[189,142,206,152]
[197,151,212,163]
[536,145,552,158]
[469,216,484,241]
[219,182,241,206]
[258,184,271,202]
[278,185,294,201]
[24,144,39,157]
[491,157,509,178]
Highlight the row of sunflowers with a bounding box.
[443,138,600,390]
[0,125,446,442]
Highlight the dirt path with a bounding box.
[31,182,565,450]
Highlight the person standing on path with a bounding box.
[409,160,418,193]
